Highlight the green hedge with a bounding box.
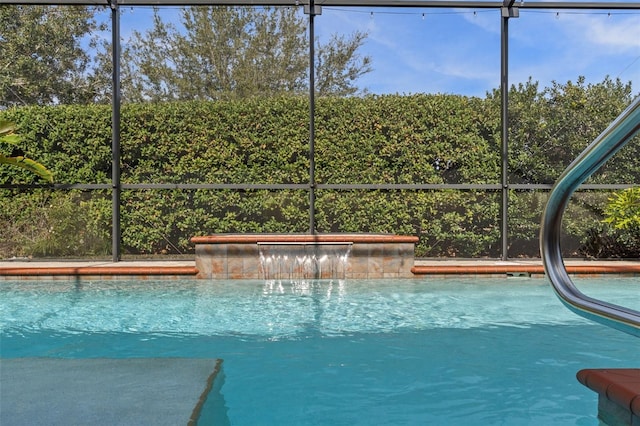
[1,91,637,258]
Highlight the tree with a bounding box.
[121,6,371,102]
[0,5,106,108]
[486,76,637,185]
[316,32,371,96]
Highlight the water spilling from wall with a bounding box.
[192,234,418,279]
[258,243,352,280]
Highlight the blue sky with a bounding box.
[115,3,640,98]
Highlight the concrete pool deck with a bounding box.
[0,258,639,280]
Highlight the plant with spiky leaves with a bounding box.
[0,119,53,183]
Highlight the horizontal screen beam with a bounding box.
[3,0,640,10]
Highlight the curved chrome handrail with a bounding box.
[540,96,640,337]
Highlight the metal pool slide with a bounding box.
[540,96,640,337]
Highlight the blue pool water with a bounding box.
[1,277,639,425]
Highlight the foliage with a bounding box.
[1,5,369,105]
[119,6,371,102]
[315,94,499,185]
[315,189,501,257]
[0,190,110,258]
[507,191,548,257]
[0,5,106,108]
[487,76,638,185]
[1,94,500,256]
[489,77,640,256]
[0,79,638,258]
[0,119,53,182]
[315,32,372,96]
[579,223,640,259]
[0,105,111,185]
[579,188,640,258]
[603,187,640,231]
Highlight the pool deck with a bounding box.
[0,258,639,280]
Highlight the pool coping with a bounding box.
[0,259,639,280]
[577,369,640,426]
[0,261,198,280]
[411,260,640,277]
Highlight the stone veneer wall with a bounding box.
[191,234,419,279]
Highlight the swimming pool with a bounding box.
[1,277,639,425]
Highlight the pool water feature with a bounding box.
[1,277,639,425]
[191,234,418,279]
[258,242,351,280]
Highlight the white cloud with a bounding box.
[320,5,640,95]
[493,9,639,90]
[564,13,640,51]
[462,8,501,34]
